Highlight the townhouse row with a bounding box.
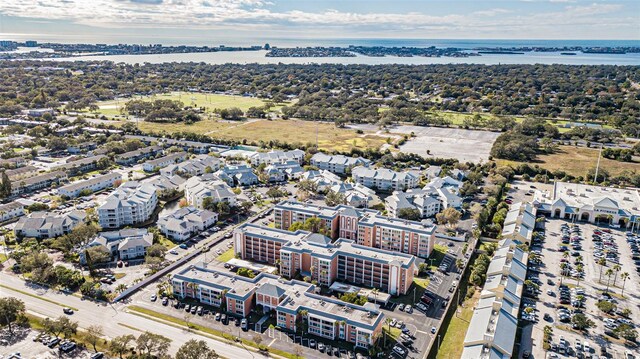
[172,264,384,348]
[273,200,436,259]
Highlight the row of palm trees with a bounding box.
[597,258,631,296]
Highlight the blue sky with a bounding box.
[0,0,638,45]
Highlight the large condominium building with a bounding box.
[0,202,25,222]
[273,200,436,258]
[184,174,237,209]
[97,181,158,229]
[80,228,153,263]
[234,224,417,295]
[310,153,371,175]
[57,172,121,198]
[14,210,87,239]
[172,264,384,348]
[461,239,528,359]
[4,166,38,181]
[250,149,305,166]
[351,166,420,192]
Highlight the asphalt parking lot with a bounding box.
[0,327,97,359]
[520,217,640,359]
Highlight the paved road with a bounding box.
[0,275,262,358]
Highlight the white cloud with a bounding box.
[0,0,634,39]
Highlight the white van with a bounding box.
[583,341,590,353]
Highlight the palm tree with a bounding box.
[371,288,379,305]
[620,272,630,297]
[575,264,584,286]
[562,251,570,260]
[560,263,568,286]
[605,268,614,292]
[612,264,621,286]
[597,258,607,283]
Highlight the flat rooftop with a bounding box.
[541,181,640,214]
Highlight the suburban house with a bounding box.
[158,206,218,241]
[79,228,153,263]
[142,152,188,172]
[10,171,67,196]
[115,145,163,165]
[184,174,237,209]
[351,166,420,192]
[14,210,87,239]
[57,172,121,198]
[310,153,371,175]
[97,181,158,229]
[250,149,305,166]
[0,201,25,222]
[172,264,385,348]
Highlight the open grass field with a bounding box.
[436,292,479,359]
[131,118,391,152]
[496,145,640,178]
[216,248,235,262]
[84,92,286,118]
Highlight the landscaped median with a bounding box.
[0,284,79,312]
[127,305,300,359]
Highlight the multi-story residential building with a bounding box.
[53,155,107,175]
[218,165,259,186]
[0,202,25,222]
[0,157,27,169]
[310,153,371,175]
[157,206,218,241]
[115,145,163,166]
[57,173,121,198]
[329,182,375,208]
[161,155,222,177]
[264,161,305,181]
[234,224,417,295]
[351,166,420,192]
[250,149,305,166]
[385,186,462,219]
[184,174,237,209]
[273,200,436,258]
[164,138,215,154]
[426,176,463,191]
[172,264,384,348]
[67,142,97,154]
[14,210,87,239]
[79,228,153,263]
[10,171,67,196]
[148,174,186,197]
[4,166,39,181]
[97,181,158,229]
[461,239,528,359]
[142,152,187,172]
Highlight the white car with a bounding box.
[392,345,406,356]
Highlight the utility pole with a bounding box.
[594,144,602,183]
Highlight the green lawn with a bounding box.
[437,292,479,359]
[0,253,7,263]
[128,306,298,359]
[427,244,448,271]
[216,248,235,263]
[390,277,430,305]
[0,284,79,311]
